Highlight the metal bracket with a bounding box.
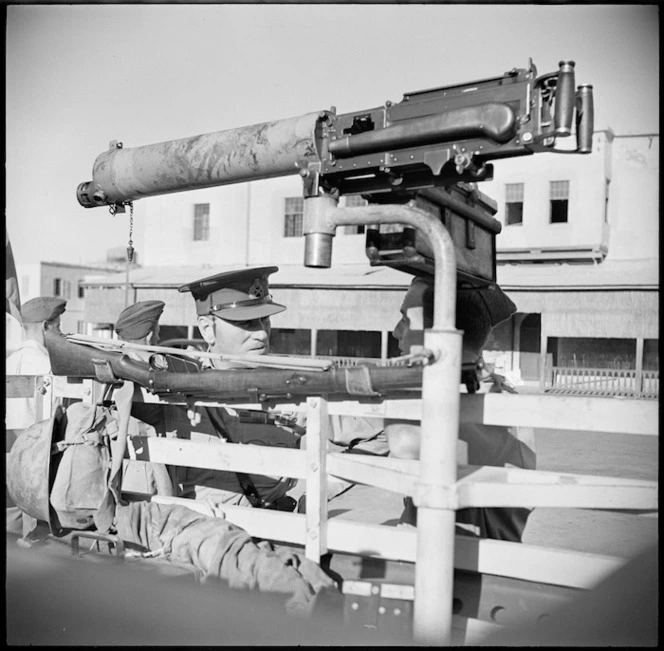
[92,359,120,384]
[412,483,459,509]
[71,531,125,560]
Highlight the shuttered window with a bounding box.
[284,197,304,237]
[505,183,524,226]
[193,204,210,241]
[550,180,569,223]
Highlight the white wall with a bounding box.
[138,132,657,272]
[606,135,659,261]
[482,131,611,253]
[142,175,374,269]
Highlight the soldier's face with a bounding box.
[393,285,485,364]
[44,316,63,336]
[393,287,427,355]
[199,314,271,360]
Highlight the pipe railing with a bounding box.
[304,200,462,644]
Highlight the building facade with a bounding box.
[481,131,658,391]
[77,130,658,393]
[6,261,122,356]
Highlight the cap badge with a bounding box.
[249,277,267,299]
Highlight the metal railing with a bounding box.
[545,366,659,399]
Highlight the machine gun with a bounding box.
[76,59,593,283]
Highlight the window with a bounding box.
[505,183,524,226]
[78,284,85,299]
[271,328,312,356]
[317,330,381,358]
[284,197,304,237]
[53,278,62,296]
[643,339,659,371]
[343,195,367,234]
[549,180,569,223]
[548,337,635,369]
[193,204,210,241]
[63,280,71,299]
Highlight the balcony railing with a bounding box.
[544,366,659,399]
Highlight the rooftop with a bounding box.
[81,258,658,292]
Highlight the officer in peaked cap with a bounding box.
[115,300,165,344]
[172,266,299,509]
[179,266,286,365]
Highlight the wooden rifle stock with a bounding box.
[45,331,423,403]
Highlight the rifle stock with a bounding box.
[46,331,423,404]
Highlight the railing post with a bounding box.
[304,396,329,563]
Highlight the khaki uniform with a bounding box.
[6,340,51,432]
[135,403,298,507]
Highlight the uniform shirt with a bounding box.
[161,405,298,505]
[6,339,52,430]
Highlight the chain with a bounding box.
[127,202,134,262]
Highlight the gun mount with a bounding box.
[76,59,593,276]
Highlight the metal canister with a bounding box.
[554,60,576,137]
[575,84,594,153]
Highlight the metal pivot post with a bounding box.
[302,200,461,645]
[412,326,462,645]
[303,192,339,268]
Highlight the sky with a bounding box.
[5,3,659,267]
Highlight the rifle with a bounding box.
[45,331,425,404]
[66,333,334,372]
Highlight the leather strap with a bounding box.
[204,406,265,508]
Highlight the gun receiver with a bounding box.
[75,60,593,282]
[315,59,593,198]
[77,59,593,211]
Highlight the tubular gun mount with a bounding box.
[76,59,593,280]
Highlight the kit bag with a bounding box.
[50,402,119,532]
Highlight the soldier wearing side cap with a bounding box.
[7,290,339,607]
[6,296,67,538]
[115,300,165,347]
[108,301,176,503]
[6,297,67,436]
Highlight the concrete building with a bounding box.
[78,130,658,394]
[6,260,123,356]
[482,130,659,392]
